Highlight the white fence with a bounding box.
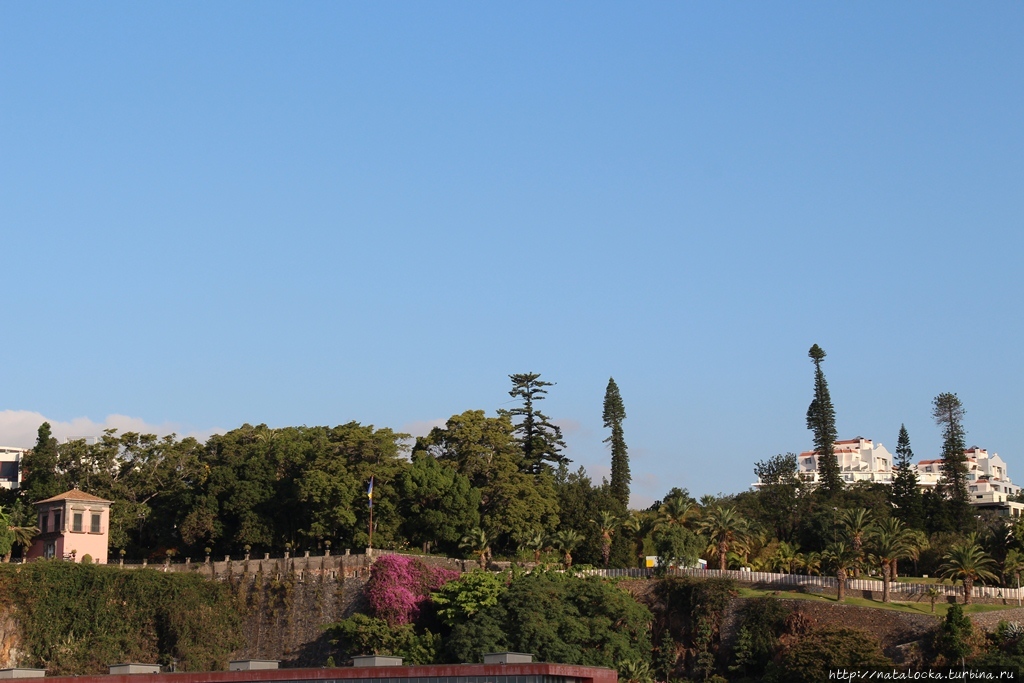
[580,566,1022,600]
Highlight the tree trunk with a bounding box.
[564,551,572,569]
[719,541,728,571]
[964,576,973,605]
[892,558,898,580]
[852,537,862,578]
[882,562,891,603]
[602,541,611,568]
[837,568,847,602]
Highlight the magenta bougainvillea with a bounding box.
[365,554,459,626]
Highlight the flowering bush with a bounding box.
[366,554,459,626]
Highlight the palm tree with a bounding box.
[1004,549,1024,604]
[699,506,748,571]
[903,528,930,578]
[518,531,547,564]
[658,496,698,530]
[938,541,999,605]
[0,506,37,563]
[925,586,941,613]
[591,510,621,567]
[459,527,493,569]
[838,508,874,578]
[622,512,655,568]
[823,541,858,603]
[868,519,914,603]
[801,551,822,576]
[551,529,585,569]
[775,541,801,574]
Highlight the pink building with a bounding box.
[27,489,112,564]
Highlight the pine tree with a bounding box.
[806,344,841,495]
[602,377,630,510]
[890,424,924,528]
[933,392,970,530]
[503,373,568,474]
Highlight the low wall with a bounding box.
[584,567,1019,602]
[110,550,466,581]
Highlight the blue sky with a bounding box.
[2,3,1022,506]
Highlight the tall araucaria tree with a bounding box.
[890,424,924,528]
[933,393,970,530]
[603,377,630,510]
[503,373,568,474]
[806,344,841,495]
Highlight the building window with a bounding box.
[53,510,62,533]
[72,513,83,532]
[44,541,55,559]
[91,513,101,534]
[38,513,46,531]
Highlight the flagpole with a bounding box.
[367,476,374,555]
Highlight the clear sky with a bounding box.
[2,3,1022,507]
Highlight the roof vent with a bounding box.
[0,670,47,679]
[351,656,403,667]
[109,664,161,675]
[483,653,534,664]
[229,661,280,671]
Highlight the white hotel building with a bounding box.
[766,437,1023,516]
[0,446,27,490]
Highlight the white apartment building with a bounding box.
[0,446,26,490]
[794,437,894,485]
[759,438,1022,516]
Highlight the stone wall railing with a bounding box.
[581,566,1022,601]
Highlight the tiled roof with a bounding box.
[35,489,112,504]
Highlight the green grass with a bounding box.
[736,586,1020,618]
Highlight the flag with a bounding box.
[367,476,374,508]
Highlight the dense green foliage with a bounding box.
[329,569,652,672]
[729,598,791,677]
[765,627,891,683]
[0,562,242,674]
[652,576,735,679]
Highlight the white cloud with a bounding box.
[400,418,448,438]
[554,418,584,434]
[0,410,223,448]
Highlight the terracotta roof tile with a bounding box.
[35,489,112,505]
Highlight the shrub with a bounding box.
[730,598,791,676]
[366,555,458,626]
[80,554,93,565]
[0,562,242,674]
[766,627,890,683]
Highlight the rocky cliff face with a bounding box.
[0,608,24,668]
[228,570,369,666]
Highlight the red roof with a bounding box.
[35,488,112,505]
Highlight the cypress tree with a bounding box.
[890,424,924,528]
[21,422,63,503]
[806,344,841,495]
[603,377,630,510]
[933,392,970,529]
